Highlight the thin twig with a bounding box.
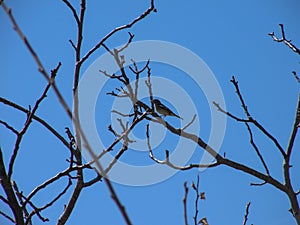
[11,181,32,224]
[0,195,9,205]
[23,165,91,207]
[286,93,300,160]
[213,101,249,122]
[250,181,267,186]
[82,173,102,187]
[87,111,149,166]
[191,175,200,225]
[25,178,72,224]
[119,32,135,52]
[283,93,300,221]
[145,63,154,109]
[268,24,300,55]
[61,0,80,25]
[79,0,156,64]
[182,114,197,131]
[292,71,300,83]
[0,97,70,149]
[0,210,15,223]
[0,120,18,135]
[230,76,286,157]
[245,123,270,175]
[183,182,189,225]
[1,2,72,118]
[146,124,219,170]
[0,148,24,225]
[8,62,62,179]
[242,202,251,225]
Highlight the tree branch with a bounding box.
[242,202,251,225]
[79,0,156,64]
[268,24,300,55]
[8,62,62,180]
[245,122,270,175]
[1,2,72,118]
[183,182,189,225]
[0,148,24,225]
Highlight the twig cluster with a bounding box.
[0,1,299,224]
[182,175,207,225]
[269,24,300,83]
[0,1,156,224]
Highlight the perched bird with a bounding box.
[152,99,183,120]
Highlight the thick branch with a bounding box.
[0,148,24,225]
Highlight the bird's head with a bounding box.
[152,99,161,105]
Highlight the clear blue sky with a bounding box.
[1,0,300,225]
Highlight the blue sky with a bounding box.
[1,0,300,225]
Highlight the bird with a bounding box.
[152,99,183,120]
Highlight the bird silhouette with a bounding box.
[152,99,183,120]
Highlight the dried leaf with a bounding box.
[191,181,197,190]
[200,192,206,200]
[198,217,209,225]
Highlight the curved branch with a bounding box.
[79,0,156,64]
[0,97,70,149]
[269,24,300,55]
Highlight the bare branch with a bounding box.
[230,76,286,157]
[145,63,155,112]
[139,97,287,194]
[183,182,189,225]
[103,177,133,225]
[191,175,200,225]
[69,39,77,51]
[111,110,135,118]
[1,2,72,118]
[11,181,32,224]
[87,111,149,166]
[242,202,251,225]
[286,93,300,159]
[0,210,15,223]
[103,141,128,175]
[75,112,148,225]
[245,123,270,175]
[182,114,197,131]
[0,120,18,135]
[26,178,72,224]
[292,71,300,83]
[146,124,219,170]
[0,195,9,205]
[99,69,126,83]
[213,101,249,122]
[119,32,135,53]
[0,148,24,225]
[23,165,91,208]
[8,62,62,179]
[250,181,267,186]
[61,0,80,25]
[79,0,156,64]
[0,97,70,149]
[82,173,102,187]
[268,24,300,55]
[283,93,300,222]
